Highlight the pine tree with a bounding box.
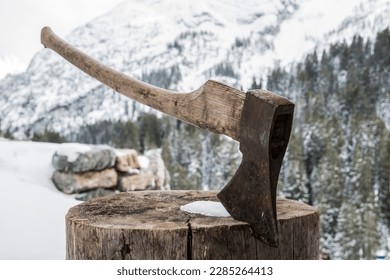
[209,136,240,190]
[31,129,67,143]
[373,118,390,228]
[200,131,213,190]
[162,118,202,190]
[137,113,163,153]
[334,202,362,259]
[250,77,259,89]
[339,125,381,259]
[358,147,381,259]
[316,118,344,256]
[266,66,288,93]
[281,133,309,202]
[319,50,335,106]
[373,28,390,70]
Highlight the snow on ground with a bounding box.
[0,138,79,259]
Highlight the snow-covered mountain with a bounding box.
[0,0,389,138]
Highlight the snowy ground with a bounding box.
[0,138,79,259]
[0,138,229,260]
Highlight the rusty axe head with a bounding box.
[41,26,294,247]
[218,90,294,247]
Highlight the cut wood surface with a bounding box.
[66,191,319,260]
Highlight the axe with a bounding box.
[41,26,294,247]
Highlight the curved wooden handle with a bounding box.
[41,26,245,140]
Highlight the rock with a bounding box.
[51,145,171,196]
[52,168,118,194]
[119,173,156,192]
[52,143,116,172]
[115,149,141,173]
[75,188,118,201]
[144,149,171,190]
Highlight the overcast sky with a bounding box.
[0,0,123,78]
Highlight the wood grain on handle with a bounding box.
[41,26,245,140]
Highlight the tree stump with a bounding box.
[66,191,319,260]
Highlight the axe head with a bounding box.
[218,89,294,247]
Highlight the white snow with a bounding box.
[274,0,359,64]
[0,55,25,79]
[0,139,80,259]
[137,155,150,169]
[180,200,230,217]
[54,142,92,162]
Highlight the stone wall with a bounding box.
[51,143,170,201]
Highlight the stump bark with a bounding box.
[66,191,319,260]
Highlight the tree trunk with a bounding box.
[66,191,319,259]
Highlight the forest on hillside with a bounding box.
[264,28,390,259]
[3,28,388,259]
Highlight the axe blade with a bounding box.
[218,90,294,247]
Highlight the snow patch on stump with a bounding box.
[180,201,230,217]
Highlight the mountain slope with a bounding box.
[1,0,389,137]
